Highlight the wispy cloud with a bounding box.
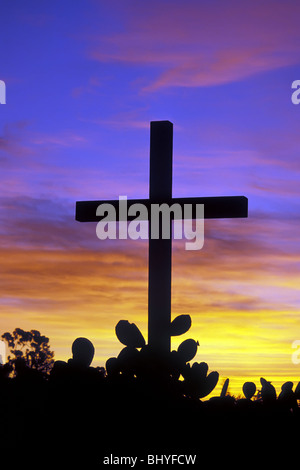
[31,131,87,148]
[81,107,150,130]
[0,121,35,165]
[1,203,299,377]
[89,0,300,91]
[71,76,103,98]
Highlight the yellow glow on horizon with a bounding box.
[1,238,299,398]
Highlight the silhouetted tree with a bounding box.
[1,328,54,376]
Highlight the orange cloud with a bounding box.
[1,208,299,397]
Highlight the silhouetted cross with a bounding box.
[76,121,248,355]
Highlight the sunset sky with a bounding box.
[1,0,300,396]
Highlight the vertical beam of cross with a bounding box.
[75,120,248,358]
[148,121,173,355]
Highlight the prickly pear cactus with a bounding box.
[115,320,145,348]
[243,381,256,400]
[220,378,229,398]
[260,377,276,402]
[109,316,218,402]
[177,338,199,363]
[170,315,192,336]
[182,361,219,399]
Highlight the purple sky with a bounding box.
[1,0,300,395]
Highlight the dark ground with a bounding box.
[0,363,298,466]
